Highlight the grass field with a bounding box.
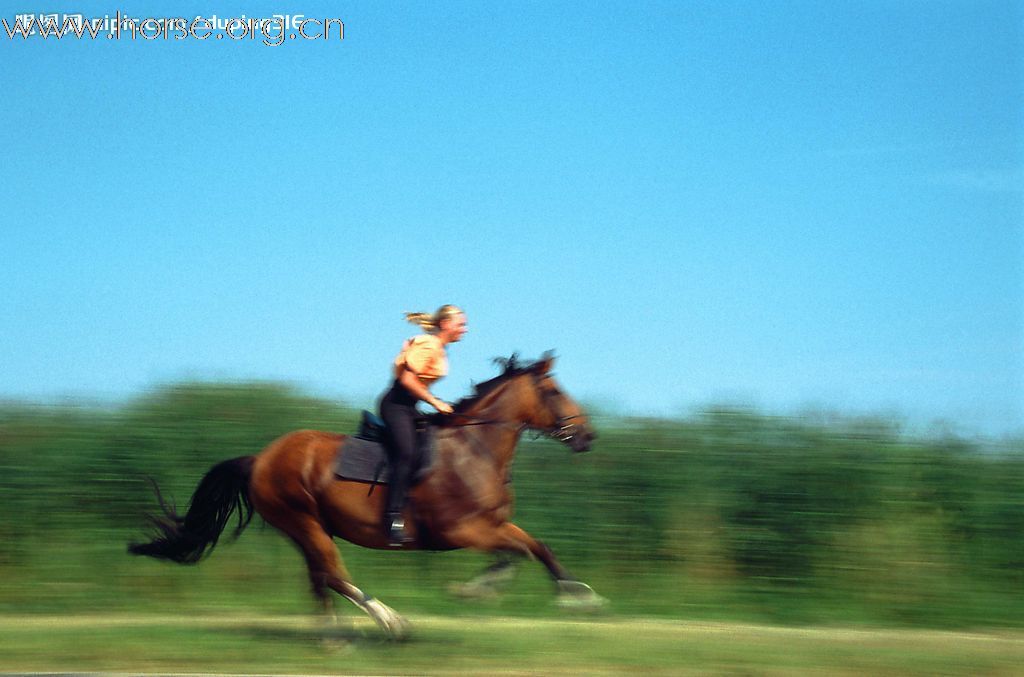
[2,613,1023,675]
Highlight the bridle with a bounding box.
[531,371,587,445]
[443,371,586,447]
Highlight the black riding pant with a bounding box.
[379,380,418,519]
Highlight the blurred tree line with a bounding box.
[0,382,1020,627]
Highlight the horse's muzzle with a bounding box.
[570,429,596,453]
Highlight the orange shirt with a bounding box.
[393,334,448,385]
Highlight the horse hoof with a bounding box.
[379,613,411,641]
[393,617,412,641]
[363,598,412,641]
[556,593,608,612]
[555,580,608,612]
[379,619,409,641]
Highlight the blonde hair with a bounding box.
[405,304,464,334]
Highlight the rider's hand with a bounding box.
[434,400,454,415]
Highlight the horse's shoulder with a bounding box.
[431,427,470,457]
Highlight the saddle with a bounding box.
[333,411,436,485]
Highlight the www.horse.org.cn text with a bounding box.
[3,12,344,45]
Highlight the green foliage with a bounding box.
[0,383,1021,627]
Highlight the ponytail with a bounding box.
[404,311,437,333]
[405,304,463,334]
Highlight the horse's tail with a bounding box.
[128,455,255,564]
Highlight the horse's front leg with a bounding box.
[450,520,607,610]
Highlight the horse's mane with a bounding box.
[447,352,549,416]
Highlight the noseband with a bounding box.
[532,372,586,445]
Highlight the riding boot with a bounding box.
[384,466,414,547]
[379,389,418,548]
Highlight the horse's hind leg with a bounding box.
[448,553,518,599]
[285,515,410,640]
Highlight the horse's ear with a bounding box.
[492,353,520,373]
[535,350,556,374]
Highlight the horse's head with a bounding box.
[518,352,596,453]
[452,352,596,452]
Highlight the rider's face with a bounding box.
[441,313,468,343]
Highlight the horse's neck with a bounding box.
[454,424,519,476]
[459,382,523,469]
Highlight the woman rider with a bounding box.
[380,304,468,546]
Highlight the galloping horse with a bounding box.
[129,354,603,637]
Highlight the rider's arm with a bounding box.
[398,367,450,412]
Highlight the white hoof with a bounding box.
[363,597,411,640]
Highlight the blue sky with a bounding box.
[2,1,1021,435]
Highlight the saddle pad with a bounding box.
[334,432,435,484]
[335,436,390,483]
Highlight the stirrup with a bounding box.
[386,517,413,547]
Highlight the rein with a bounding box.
[440,372,586,445]
[442,412,526,434]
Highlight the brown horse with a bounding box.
[129,353,604,637]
